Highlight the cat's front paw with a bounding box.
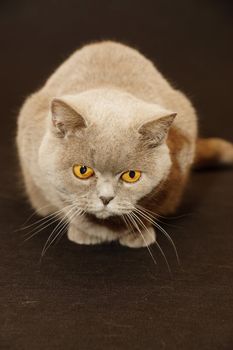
[119,226,156,248]
[68,225,104,245]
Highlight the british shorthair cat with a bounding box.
[17,41,233,250]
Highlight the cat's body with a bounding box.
[17,41,233,247]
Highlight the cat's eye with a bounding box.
[73,165,94,179]
[121,170,141,183]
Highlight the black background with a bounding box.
[0,1,233,349]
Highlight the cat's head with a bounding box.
[39,89,176,219]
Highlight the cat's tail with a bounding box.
[193,137,233,169]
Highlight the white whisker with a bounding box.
[133,207,180,265]
[137,204,192,221]
[41,208,81,257]
[23,204,76,241]
[131,212,172,274]
[121,214,134,234]
[41,206,78,257]
[18,203,55,229]
[126,213,157,267]
[136,205,181,229]
[17,206,68,232]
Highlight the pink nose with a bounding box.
[99,196,114,205]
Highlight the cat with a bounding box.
[16,41,233,249]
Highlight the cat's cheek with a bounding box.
[38,134,57,178]
[120,179,151,202]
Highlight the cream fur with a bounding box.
[17,41,197,248]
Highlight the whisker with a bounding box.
[136,204,167,219]
[52,207,85,247]
[133,207,180,265]
[18,203,55,229]
[126,213,157,267]
[121,214,134,234]
[23,204,75,239]
[23,204,77,242]
[41,206,78,257]
[137,204,192,221]
[24,215,62,242]
[45,206,86,250]
[53,218,73,247]
[131,212,172,274]
[17,193,89,233]
[42,210,79,257]
[136,205,181,228]
[17,206,70,232]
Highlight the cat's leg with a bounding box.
[68,224,106,245]
[119,226,156,248]
[68,216,120,245]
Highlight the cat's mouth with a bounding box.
[84,202,134,220]
[87,206,129,220]
[90,208,115,219]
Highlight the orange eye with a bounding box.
[121,170,141,183]
[73,165,94,179]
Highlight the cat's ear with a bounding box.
[137,113,176,147]
[50,98,87,137]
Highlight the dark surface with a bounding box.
[0,1,233,349]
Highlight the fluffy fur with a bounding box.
[16,41,233,248]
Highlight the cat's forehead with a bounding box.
[64,123,149,174]
[84,124,155,173]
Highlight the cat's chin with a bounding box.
[92,210,113,219]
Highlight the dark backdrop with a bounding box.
[0,1,233,349]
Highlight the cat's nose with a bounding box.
[99,196,114,205]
